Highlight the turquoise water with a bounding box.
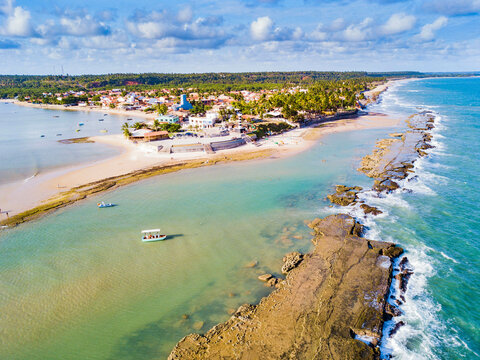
[0,102,144,185]
[1,78,478,360]
[0,124,397,359]
[361,78,480,359]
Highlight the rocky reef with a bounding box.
[168,215,403,360]
[327,111,435,217]
[358,111,435,193]
[327,185,363,206]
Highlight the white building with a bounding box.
[188,111,218,129]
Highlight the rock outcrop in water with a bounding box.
[358,112,435,193]
[327,185,363,206]
[168,214,403,360]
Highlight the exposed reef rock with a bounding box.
[168,215,403,360]
[327,185,363,206]
[281,251,304,274]
[360,204,383,216]
[358,112,435,194]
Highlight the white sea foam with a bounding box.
[439,251,459,264]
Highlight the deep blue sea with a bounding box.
[363,77,480,359]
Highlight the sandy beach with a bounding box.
[0,110,399,224]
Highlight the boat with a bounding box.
[56,133,62,136]
[104,114,108,116]
[97,201,115,208]
[76,129,81,132]
[98,119,104,121]
[40,134,45,137]
[78,122,84,126]
[142,229,167,242]
[100,129,108,133]
[127,118,133,120]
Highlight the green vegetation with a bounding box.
[234,80,363,122]
[159,123,181,133]
[253,122,293,139]
[0,71,394,99]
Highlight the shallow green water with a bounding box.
[0,126,396,359]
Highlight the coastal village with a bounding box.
[19,82,379,156]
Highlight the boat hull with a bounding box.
[142,235,167,242]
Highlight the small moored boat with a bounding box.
[100,129,108,133]
[142,229,167,242]
[78,122,84,126]
[97,201,115,208]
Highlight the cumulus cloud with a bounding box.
[250,16,302,41]
[342,17,373,41]
[415,16,448,41]
[59,14,110,36]
[126,9,229,53]
[0,0,34,37]
[250,16,273,41]
[380,13,416,35]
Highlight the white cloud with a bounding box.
[0,1,34,37]
[250,16,273,41]
[416,16,448,41]
[381,13,416,35]
[128,20,168,39]
[249,16,302,42]
[59,14,110,37]
[342,17,373,42]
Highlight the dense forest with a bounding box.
[0,71,423,99]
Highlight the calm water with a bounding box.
[0,123,396,359]
[0,102,144,185]
[361,78,480,359]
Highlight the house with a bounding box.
[189,111,218,129]
[144,131,170,141]
[156,114,180,124]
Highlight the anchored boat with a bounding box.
[97,201,115,208]
[142,229,167,242]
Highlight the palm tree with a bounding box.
[152,119,161,131]
[123,127,131,139]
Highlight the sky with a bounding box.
[0,0,479,74]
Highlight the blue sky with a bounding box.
[0,0,479,74]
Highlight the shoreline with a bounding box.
[0,99,157,120]
[0,111,400,227]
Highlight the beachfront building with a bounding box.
[189,111,218,129]
[156,114,180,124]
[144,131,170,142]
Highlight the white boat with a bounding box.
[97,201,115,208]
[142,229,167,242]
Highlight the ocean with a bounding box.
[0,77,479,359]
[363,77,480,359]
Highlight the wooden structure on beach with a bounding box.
[144,131,170,142]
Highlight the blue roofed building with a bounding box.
[178,94,193,110]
